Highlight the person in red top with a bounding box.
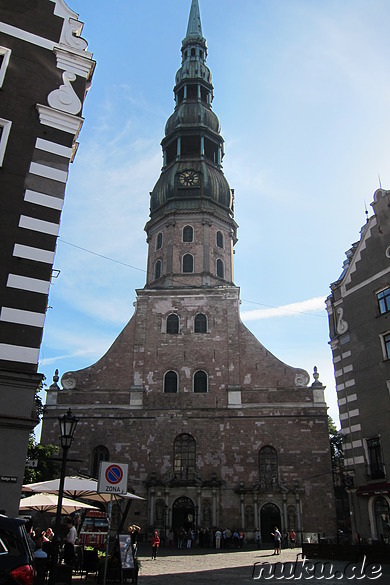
[151,531,160,559]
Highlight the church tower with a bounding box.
[42,1,336,541]
[145,0,236,290]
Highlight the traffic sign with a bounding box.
[98,461,128,494]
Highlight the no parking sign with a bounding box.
[98,461,128,494]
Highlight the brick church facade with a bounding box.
[41,0,336,542]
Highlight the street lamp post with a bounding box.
[49,408,78,585]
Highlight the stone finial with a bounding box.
[48,369,60,391]
[311,366,322,387]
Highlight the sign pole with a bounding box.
[103,493,113,585]
[98,461,129,585]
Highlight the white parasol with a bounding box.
[22,475,145,503]
[19,492,100,514]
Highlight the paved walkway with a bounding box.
[131,545,390,584]
[73,545,390,584]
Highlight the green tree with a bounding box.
[328,416,344,484]
[24,438,59,483]
[23,382,59,483]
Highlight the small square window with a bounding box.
[377,287,390,315]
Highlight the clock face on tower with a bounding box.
[178,170,200,187]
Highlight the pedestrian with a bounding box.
[33,536,48,559]
[271,527,281,555]
[64,518,77,566]
[239,530,245,548]
[283,529,289,548]
[186,529,192,549]
[215,528,222,549]
[24,520,35,552]
[254,528,262,549]
[232,529,239,548]
[224,527,232,549]
[128,524,141,558]
[151,530,160,559]
[289,529,296,549]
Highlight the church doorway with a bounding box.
[260,503,281,544]
[374,496,390,543]
[172,496,195,531]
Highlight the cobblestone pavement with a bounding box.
[73,546,390,585]
[130,545,390,584]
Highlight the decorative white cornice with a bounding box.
[47,71,82,115]
[54,47,95,79]
[1,2,93,61]
[36,104,83,136]
[49,0,78,20]
[49,0,90,55]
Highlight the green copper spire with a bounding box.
[148,0,234,225]
[186,0,203,40]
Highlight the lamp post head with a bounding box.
[59,408,78,449]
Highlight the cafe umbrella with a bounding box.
[19,492,100,514]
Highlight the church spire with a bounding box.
[185,0,203,41]
[145,0,237,289]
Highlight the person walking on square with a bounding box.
[271,527,281,555]
[215,528,222,549]
[289,529,296,549]
[151,531,160,559]
[254,528,262,549]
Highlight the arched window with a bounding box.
[167,313,179,334]
[154,259,162,280]
[92,445,109,478]
[194,313,207,333]
[173,433,196,478]
[156,232,163,250]
[164,370,178,393]
[374,496,390,542]
[194,370,208,393]
[259,446,278,490]
[183,254,194,273]
[216,259,224,278]
[183,225,193,242]
[216,231,223,248]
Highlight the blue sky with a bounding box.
[38,0,390,429]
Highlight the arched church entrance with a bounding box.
[260,502,281,544]
[172,496,195,531]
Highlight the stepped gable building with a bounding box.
[0,0,94,515]
[327,188,390,543]
[42,0,336,541]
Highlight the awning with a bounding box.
[356,482,390,496]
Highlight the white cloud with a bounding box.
[241,296,327,321]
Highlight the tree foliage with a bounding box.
[24,438,59,484]
[23,381,59,484]
[328,415,344,484]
